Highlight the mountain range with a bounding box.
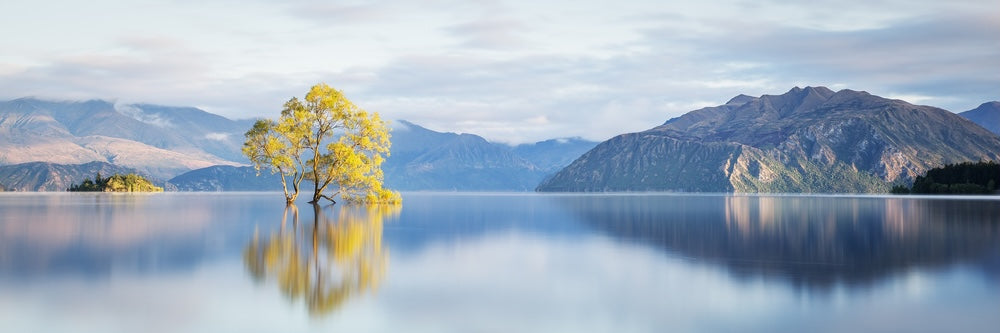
[537,87,1000,192]
[1,90,997,193]
[168,121,598,191]
[0,161,148,191]
[380,121,596,191]
[0,98,597,191]
[0,98,251,180]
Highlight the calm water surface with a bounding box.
[1,192,998,332]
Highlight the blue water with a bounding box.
[1,192,998,332]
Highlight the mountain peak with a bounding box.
[394,119,435,134]
[959,101,1000,135]
[395,119,451,133]
[395,119,419,128]
[786,86,835,95]
[780,86,837,102]
[976,101,1000,109]
[540,86,1000,193]
[10,97,113,106]
[726,94,757,105]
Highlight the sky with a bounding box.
[1,0,997,144]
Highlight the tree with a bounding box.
[243,83,401,204]
[243,119,306,204]
[890,185,909,194]
[899,160,999,195]
[68,172,163,192]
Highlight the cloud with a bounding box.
[0,35,323,120]
[204,133,231,141]
[3,36,207,103]
[445,18,529,50]
[336,5,999,143]
[674,13,1000,111]
[285,1,389,23]
[347,54,650,143]
[1,0,997,144]
[115,103,173,128]
[882,94,940,106]
[694,79,774,90]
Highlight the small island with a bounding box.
[892,161,999,195]
[68,172,164,192]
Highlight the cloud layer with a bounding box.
[1,0,996,144]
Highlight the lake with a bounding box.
[1,192,998,332]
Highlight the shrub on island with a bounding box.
[68,173,164,192]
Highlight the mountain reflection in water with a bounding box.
[557,195,1000,290]
[1,193,999,332]
[243,203,399,317]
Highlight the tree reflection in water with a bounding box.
[244,203,399,317]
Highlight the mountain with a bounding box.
[513,137,598,173]
[168,120,597,191]
[1,97,598,192]
[0,161,152,191]
[960,101,1000,135]
[0,98,250,179]
[538,87,1000,192]
[382,121,545,191]
[168,166,283,191]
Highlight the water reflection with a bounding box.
[0,193,270,277]
[559,195,1000,290]
[243,204,398,317]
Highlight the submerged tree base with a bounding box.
[243,83,401,205]
[342,186,402,204]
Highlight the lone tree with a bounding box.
[243,83,401,204]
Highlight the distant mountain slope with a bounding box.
[513,137,598,173]
[383,121,545,191]
[0,95,598,192]
[0,161,148,191]
[538,87,1000,193]
[0,98,248,179]
[168,120,597,191]
[960,101,1000,135]
[168,166,282,191]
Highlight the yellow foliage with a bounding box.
[243,83,401,205]
[242,204,399,317]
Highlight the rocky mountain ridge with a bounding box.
[169,121,598,191]
[3,92,993,193]
[0,98,250,179]
[537,87,1000,192]
[960,101,1000,135]
[0,161,164,192]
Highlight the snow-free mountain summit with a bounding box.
[0,98,597,191]
[0,98,251,180]
[537,87,1000,193]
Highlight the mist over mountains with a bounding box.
[168,121,598,191]
[380,121,596,191]
[0,98,250,180]
[0,97,597,191]
[1,89,997,193]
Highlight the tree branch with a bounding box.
[318,194,337,204]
